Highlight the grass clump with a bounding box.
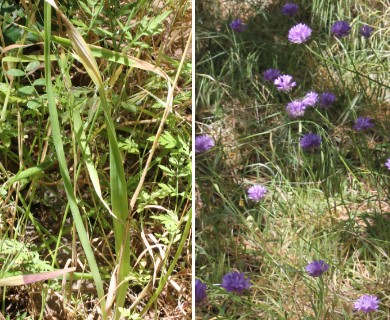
[1,0,191,319]
[195,0,389,318]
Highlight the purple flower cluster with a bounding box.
[230,19,247,33]
[331,21,351,38]
[302,91,319,107]
[354,295,380,313]
[286,100,306,118]
[221,271,251,294]
[300,133,322,151]
[195,280,207,306]
[247,185,267,202]
[195,135,215,153]
[360,25,374,38]
[274,75,296,92]
[288,23,312,44]
[385,158,390,170]
[284,91,319,118]
[263,68,281,82]
[281,3,299,16]
[305,260,330,277]
[319,92,336,108]
[353,117,374,131]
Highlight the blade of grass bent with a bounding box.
[44,1,129,317]
[72,109,117,220]
[0,268,76,286]
[43,2,107,318]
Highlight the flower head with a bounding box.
[263,68,281,82]
[286,100,306,118]
[274,75,296,92]
[195,135,215,153]
[353,117,375,131]
[385,158,390,170]
[247,185,267,202]
[281,3,299,16]
[354,295,379,313]
[331,21,351,38]
[305,260,330,277]
[319,92,336,108]
[230,19,247,33]
[195,280,207,306]
[288,23,312,43]
[300,133,322,150]
[302,91,319,107]
[360,25,373,38]
[221,271,251,294]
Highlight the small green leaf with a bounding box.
[25,61,41,72]
[150,210,179,233]
[33,78,46,86]
[140,11,171,36]
[18,86,35,96]
[158,164,175,176]
[0,83,11,94]
[118,137,140,154]
[27,99,42,110]
[6,69,26,77]
[159,131,177,149]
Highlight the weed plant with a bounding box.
[195,0,389,318]
[0,0,191,319]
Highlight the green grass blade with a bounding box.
[43,1,130,317]
[43,2,107,318]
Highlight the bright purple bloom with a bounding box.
[353,117,374,131]
[302,91,318,107]
[274,75,296,92]
[281,3,299,16]
[354,295,379,313]
[286,100,306,118]
[288,23,312,43]
[385,158,390,170]
[263,68,281,82]
[230,19,247,33]
[221,271,251,294]
[319,92,336,108]
[195,280,207,306]
[195,135,215,153]
[360,25,373,38]
[247,185,267,202]
[305,260,330,277]
[331,21,351,38]
[300,133,321,150]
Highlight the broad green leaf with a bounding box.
[27,99,41,110]
[18,86,35,96]
[6,69,25,77]
[25,61,41,72]
[33,78,46,86]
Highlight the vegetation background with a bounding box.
[195,0,389,318]
[0,0,192,319]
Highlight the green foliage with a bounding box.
[1,0,191,318]
[118,308,143,320]
[0,239,52,274]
